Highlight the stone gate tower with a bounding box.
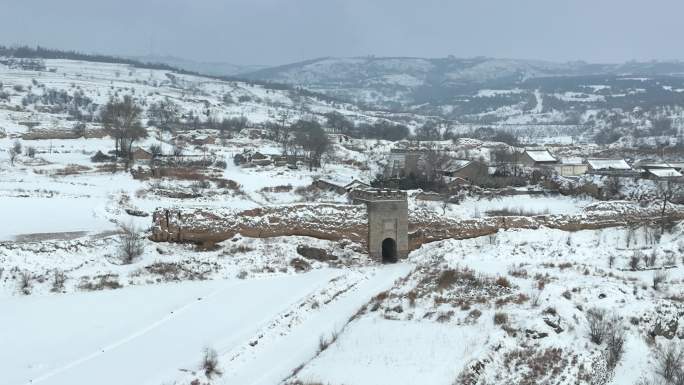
[353,189,409,263]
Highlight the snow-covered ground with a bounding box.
[1,57,683,385]
[290,225,684,385]
[413,193,594,219]
[3,265,412,385]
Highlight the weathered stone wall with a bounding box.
[151,202,684,258]
[151,204,367,247]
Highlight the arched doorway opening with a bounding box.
[381,238,397,263]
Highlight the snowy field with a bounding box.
[3,265,411,385]
[414,193,594,219]
[1,58,683,385]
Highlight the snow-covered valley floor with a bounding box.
[3,265,412,385]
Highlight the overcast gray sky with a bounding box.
[1,0,682,65]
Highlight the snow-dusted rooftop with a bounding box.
[525,149,557,163]
[441,159,472,172]
[647,168,682,178]
[587,158,631,170]
[560,157,584,165]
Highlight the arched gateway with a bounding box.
[381,237,398,263]
[351,189,409,263]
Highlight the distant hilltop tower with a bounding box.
[352,189,409,263]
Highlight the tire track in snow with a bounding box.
[23,281,238,385]
[215,263,414,385]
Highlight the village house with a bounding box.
[438,159,488,180]
[644,168,683,180]
[553,157,588,177]
[131,147,153,162]
[314,178,371,195]
[586,158,637,176]
[327,133,352,144]
[519,149,558,168]
[634,161,684,180]
[385,148,420,178]
[239,128,269,140]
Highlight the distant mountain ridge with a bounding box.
[5,45,684,124]
[128,55,268,77]
[239,56,684,119]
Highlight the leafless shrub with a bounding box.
[495,276,512,288]
[78,274,122,291]
[144,262,209,281]
[508,265,528,278]
[485,206,549,217]
[290,258,311,272]
[225,244,255,254]
[51,270,67,292]
[436,267,482,291]
[407,290,417,307]
[494,312,509,325]
[318,331,338,352]
[653,270,668,291]
[655,343,684,385]
[8,146,19,166]
[605,316,625,370]
[630,251,641,271]
[558,262,573,270]
[118,223,144,264]
[12,139,22,155]
[468,309,482,321]
[587,308,608,345]
[531,290,542,307]
[18,271,33,295]
[201,347,223,379]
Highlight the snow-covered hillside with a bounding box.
[1,57,683,385]
[0,58,412,138]
[242,56,684,128]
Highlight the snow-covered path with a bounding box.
[2,270,339,385]
[220,263,413,385]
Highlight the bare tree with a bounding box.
[100,95,147,163]
[441,194,450,215]
[8,140,22,166]
[12,139,22,155]
[149,144,162,159]
[118,223,144,264]
[201,347,223,379]
[656,180,682,235]
[148,97,179,142]
[8,147,18,166]
[655,343,684,385]
[324,111,354,135]
[292,120,330,170]
[653,270,668,291]
[420,144,451,191]
[415,121,442,141]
